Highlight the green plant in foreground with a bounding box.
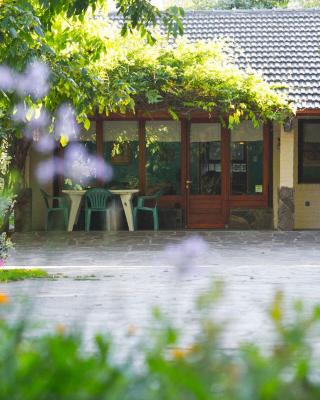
[0,269,48,282]
[1,285,320,399]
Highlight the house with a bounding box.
[27,9,320,230]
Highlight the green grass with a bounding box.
[0,269,49,282]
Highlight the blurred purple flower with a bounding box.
[163,236,208,275]
[64,143,112,185]
[16,61,50,99]
[25,110,50,140]
[54,104,79,141]
[0,258,5,268]
[35,157,63,184]
[12,104,50,142]
[87,155,113,182]
[12,103,28,123]
[0,65,16,92]
[34,134,56,153]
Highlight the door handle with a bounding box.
[186,180,192,189]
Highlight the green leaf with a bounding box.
[9,27,17,39]
[34,25,44,37]
[83,118,90,130]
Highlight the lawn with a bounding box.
[0,269,48,282]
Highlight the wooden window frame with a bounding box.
[229,123,270,208]
[298,119,320,184]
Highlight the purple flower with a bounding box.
[0,259,5,268]
[35,157,63,184]
[0,65,16,92]
[12,104,50,142]
[64,143,112,185]
[16,61,50,99]
[163,236,208,275]
[12,103,28,123]
[0,61,50,98]
[54,104,79,142]
[87,155,113,182]
[34,134,56,153]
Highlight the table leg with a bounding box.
[67,196,83,232]
[120,194,135,231]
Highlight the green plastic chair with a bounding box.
[84,188,113,232]
[40,189,68,231]
[133,190,164,231]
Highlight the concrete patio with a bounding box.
[6,230,320,267]
[3,230,320,352]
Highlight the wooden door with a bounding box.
[185,122,228,228]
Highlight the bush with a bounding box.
[1,287,320,399]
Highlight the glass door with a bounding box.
[186,123,226,228]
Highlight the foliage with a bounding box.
[0,268,48,281]
[104,37,294,125]
[0,2,293,143]
[290,0,320,6]
[35,0,184,44]
[191,0,289,8]
[1,288,320,398]
[165,0,289,9]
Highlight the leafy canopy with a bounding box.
[0,2,293,134]
[102,31,294,125]
[165,0,289,9]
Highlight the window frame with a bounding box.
[298,119,320,184]
[229,123,269,206]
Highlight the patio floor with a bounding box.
[3,230,320,352]
[6,229,320,267]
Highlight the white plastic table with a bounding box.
[62,190,86,232]
[109,189,139,232]
[62,189,139,232]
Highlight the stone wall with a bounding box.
[229,208,273,230]
[278,186,294,230]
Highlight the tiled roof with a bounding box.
[110,9,320,109]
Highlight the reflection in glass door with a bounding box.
[187,123,225,228]
[189,125,221,195]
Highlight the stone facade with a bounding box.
[229,208,273,230]
[278,186,295,231]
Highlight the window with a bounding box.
[103,121,139,189]
[231,121,263,195]
[145,121,181,195]
[298,120,320,183]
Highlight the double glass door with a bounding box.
[185,121,265,228]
